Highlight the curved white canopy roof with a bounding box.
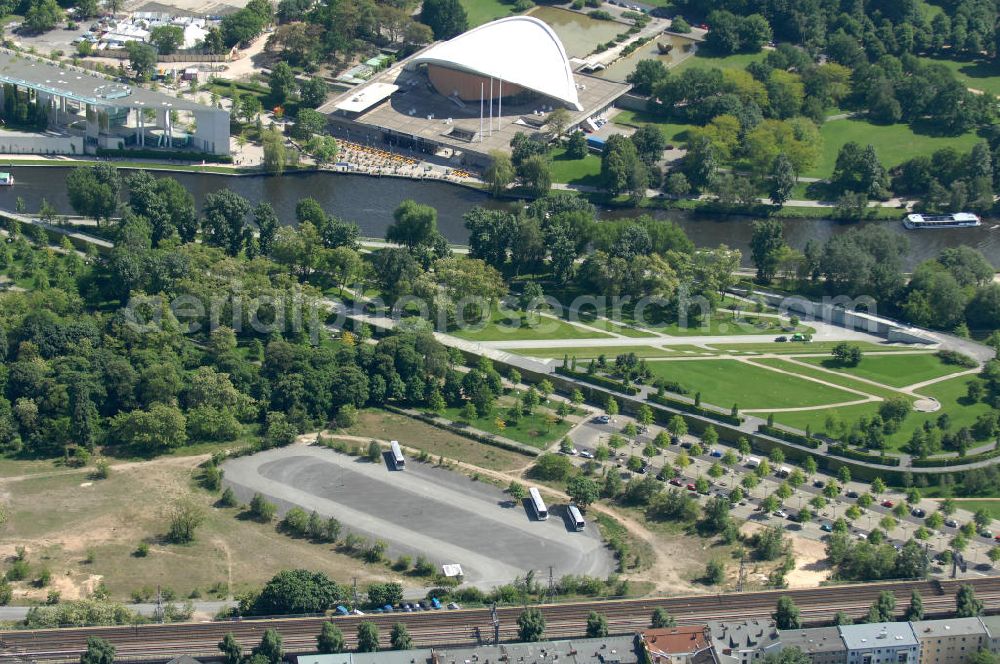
[409,16,582,111]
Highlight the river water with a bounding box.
[4,166,999,269]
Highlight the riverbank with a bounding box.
[0,155,909,221]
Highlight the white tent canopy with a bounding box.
[407,16,583,111]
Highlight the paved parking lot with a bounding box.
[222,445,614,589]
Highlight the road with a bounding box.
[3,578,999,662]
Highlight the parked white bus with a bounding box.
[528,487,548,520]
[390,440,405,470]
[567,505,585,531]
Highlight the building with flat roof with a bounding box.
[323,16,629,169]
[707,619,783,664]
[296,652,432,664]
[641,625,716,664]
[0,49,228,155]
[912,618,988,664]
[779,628,847,664]
[432,636,641,663]
[839,623,919,664]
[978,615,1000,653]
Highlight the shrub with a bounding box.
[670,16,691,32]
[588,9,613,19]
[937,350,978,368]
[134,542,150,557]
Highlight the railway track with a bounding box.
[3,578,1000,663]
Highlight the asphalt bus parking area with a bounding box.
[222,445,614,588]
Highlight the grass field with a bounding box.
[339,409,531,470]
[703,341,920,355]
[514,345,714,359]
[644,316,813,337]
[1,461,402,604]
[572,313,656,337]
[441,401,573,449]
[751,357,910,401]
[449,307,612,342]
[797,353,961,388]
[647,359,861,410]
[612,112,696,144]
[804,118,982,179]
[549,147,603,187]
[917,56,1000,96]
[946,499,1000,520]
[774,373,991,452]
[460,0,515,26]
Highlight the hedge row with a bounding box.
[912,447,1000,467]
[757,425,821,450]
[555,366,640,395]
[828,444,901,466]
[96,148,234,163]
[382,404,540,457]
[647,393,742,426]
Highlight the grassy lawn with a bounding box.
[449,307,612,342]
[441,402,572,449]
[797,353,961,388]
[751,358,909,401]
[646,359,861,410]
[460,0,516,26]
[673,50,768,73]
[947,499,1000,519]
[514,344,712,359]
[549,147,603,187]
[612,112,697,144]
[703,341,920,355]
[916,56,1000,96]
[644,315,813,337]
[1,462,403,603]
[774,374,991,453]
[804,117,982,179]
[339,409,531,471]
[570,312,657,338]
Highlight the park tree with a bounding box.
[166,499,205,543]
[252,629,283,664]
[390,623,412,650]
[81,637,115,664]
[484,151,515,197]
[251,569,343,615]
[299,77,329,108]
[519,155,552,197]
[149,25,184,54]
[126,42,158,81]
[627,59,669,95]
[773,596,801,629]
[567,476,599,510]
[904,589,924,621]
[66,164,121,225]
[420,0,468,39]
[750,220,785,283]
[601,134,648,200]
[586,611,609,637]
[269,62,297,104]
[218,633,242,664]
[202,189,253,256]
[357,622,380,652]
[769,153,796,207]
[317,622,345,654]
[867,591,896,623]
[956,584,983,617]
[651,608,676,628]
[518,607,546,642]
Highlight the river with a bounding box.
[4,166,998,269]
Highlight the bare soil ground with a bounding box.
[0,456,407,604]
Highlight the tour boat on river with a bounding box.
[903,212,980,229]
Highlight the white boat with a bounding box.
[0,172,14,186]
[903,212,980,229]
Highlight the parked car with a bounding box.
[686,483,696,491]
[775,336,788,342]
[911,508,926,518]
[579,450,595,459]
[709,449,722,457]
[774,510,788,518]
[820,523,833,532]
[669,478,683,487]
[981,530,994,539]
[945,518,959,528]
[813,480,825,488]
[846,490,859,498]
[593,415,611,424]
[881,500,894,508]
[448,602,461,610]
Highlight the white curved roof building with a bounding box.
[407,16,583,111]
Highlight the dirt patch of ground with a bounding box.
[739,522,830,589]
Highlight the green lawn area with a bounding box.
[449,307,612,342]
[947,499,1000,519]
[571,313,656,337]
[460,0,516,26]
[646,359,861,410]
[612,112,696,145]
[773,373,991,453]
[549,147,603,187]
[704,341,919,355]
[916,56,1000,96]
[644,315,813,337]
[751,358,909,401]
[804,117,982,179]
[514,344,712,359]
[673,51,768,73]
[797,353,960,388]
[442,403,572,449]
